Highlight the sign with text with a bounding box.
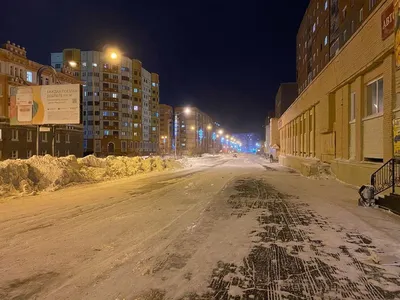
[394,118,400,157]
[10,84,80,125]
[382,3,395,40]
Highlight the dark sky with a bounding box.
[1,0,308,135]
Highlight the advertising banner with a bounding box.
[394,118,400,157]
[395,0,400,68]
[10,84,80,125]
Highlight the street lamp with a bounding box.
[174,107,191,158]
[218,129,224,135]
[68,61,77,68]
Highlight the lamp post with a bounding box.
[174,107,191,159]
[36,65,58,156]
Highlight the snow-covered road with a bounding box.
[1,154,400,299]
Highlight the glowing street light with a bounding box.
[218,129,224,135]
[184,107,191,115]
[226,135,230,139]
[207,124,212,131]
[68,61,77,68]
[190,126,195,130]
[110,52,118,60]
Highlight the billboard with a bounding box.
[10,84,80,125]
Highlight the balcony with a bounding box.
[102,67,119,74]
[103,77,118,83]
[103,97,119,102]
[102,87,119,93]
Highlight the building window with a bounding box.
[350,93,356,121]
[324,36,328,46]
[66,134,70,143]
[360,8,363,22]
[134,88,138,93]
[11,129,18,141]
[93,63,97,67]
[324,0,328,10]
[342,6,347,18]
[27,150,32,158]
[56,133,61,143]
[134,132,138,136]
[134,123,139,128]
[11,150,18,159]
[134,105,139,111]
[366,78,383,116]
[42,132,48,142]
[112,93,118,98]
[41,150,47,156]
[152,127,156,131]
[26,71,33,83]
[351,20,355,33]
[313,23,316,33]
[369,0,376,11]
[27,131,32,142]
[343,29,347,42]
[65,150,70,156]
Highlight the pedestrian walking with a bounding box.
[269,154,273,163]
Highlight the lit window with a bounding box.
[112,93,118,98]
[324,0,328,10]
[366,78,383,116]
[134,106,139,111]
[324,36,328,46]
[134,88,138,93]
[104,130,110,135]
[26,71,33,83]
[82,62,87,67]
[152,127,156,131]
[134,132,138,136]
[134,123,139,128]
[181,125,185,128]
[152,82,156,87]
[91,63,97,67]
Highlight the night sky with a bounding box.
[2,0,308,135]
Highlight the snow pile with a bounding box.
[0,155,181,197]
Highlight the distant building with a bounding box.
[264,111,275,154]
[51,48,160,156]
[0,41,83,160]
[159,104,173,154]
[232,133,261,154]
[275,83,298,119]
[175,107,213,155]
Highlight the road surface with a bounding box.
[1,155,400,299]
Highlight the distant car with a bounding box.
[233,154,238,158]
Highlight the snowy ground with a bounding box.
[1,154,400,299]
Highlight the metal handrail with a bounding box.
[371,158,397,196]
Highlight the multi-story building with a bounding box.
[275,83,298,118]
[151,73,160,153]
[175,107,213,155]
[0,41,83,160]
[297,0,382,94]
[159,104,173,154]
[278,0,396,187]
[51,49,160,156]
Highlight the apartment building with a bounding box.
[51,49,160,156]
[297,0,382,94]
[278,0,396,186]
[175,107,213,155]
[0,41,83,160]
[151,73,160,153]
[159,104,173,154]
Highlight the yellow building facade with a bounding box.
[278,0,397,186]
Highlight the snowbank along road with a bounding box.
[1,154,400,299]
